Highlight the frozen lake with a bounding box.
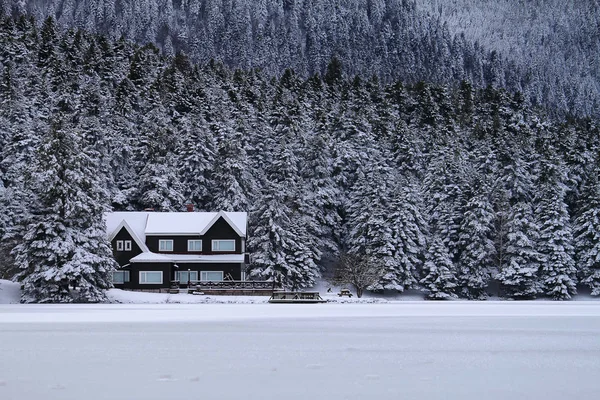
[1,302,600,400]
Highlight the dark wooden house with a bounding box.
[105,210,248,290]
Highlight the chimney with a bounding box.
[186,203,194,212]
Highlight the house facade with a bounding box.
[105,210,248,290]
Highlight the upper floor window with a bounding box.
[159,240,174,252]
[212,239,235,252]
[124,240,132,251]
[188,240,202,252]
[116,240,124,251]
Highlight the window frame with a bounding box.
[187,240,203,252]
[124,240,132,251]
[116,240,124,251]
[201,271,224,282]
[211,239,236,252]
[112,270,130,284]
[139,271,163,284]
[158,239,174,252]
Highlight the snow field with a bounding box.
[1,302,600,400]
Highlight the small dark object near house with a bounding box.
[338,289,353,297]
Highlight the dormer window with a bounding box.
[159,240,174,252]
[188,240,202,252]
[212,239,235,252]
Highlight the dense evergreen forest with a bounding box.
[3,0,599,117]
[0,11,599,301]
[416,0,600,118]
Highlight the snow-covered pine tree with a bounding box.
[247,118,321,289]
[420,236,458,300]
[344,162,399,291]
[535,157,577,300]
[247,182,320,289]
[573,178,600,296]
[207,120,254,212]
[132,92,185,211]
[423,147,465,263]
[13,119,117,303]
[456,186,495,299]
[175,114,215,210]
[496,200,543,299]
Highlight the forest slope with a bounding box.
[3,0,599,116]
[1,15,599,300]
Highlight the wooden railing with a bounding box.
[171,280,277,290]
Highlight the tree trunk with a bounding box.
[356,286,363,298]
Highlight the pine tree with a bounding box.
[420,236,458,300]
[248,183,320,289]
[456,189,495,299]
[13,119,117,303]
[573,179,600,295]
[496,200,543,299]
[536,164,577,300]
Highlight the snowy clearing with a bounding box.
[1,302,600,400]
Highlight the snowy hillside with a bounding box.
[5,0,599,115]
[415,0,600,115]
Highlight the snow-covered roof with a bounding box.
[105,211,247,240]
[129,253,244,264]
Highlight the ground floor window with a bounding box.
[112,270,130,284]
[140,271,163,284]
[201,271,224,282]
[177,270,198,283]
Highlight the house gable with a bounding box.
[108,219,149,253]
[111,226,143,267]
[201,211,245,237]
[203,216,243,255]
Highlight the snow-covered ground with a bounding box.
[1,301,600,400]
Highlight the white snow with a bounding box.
[0,280,20,304]
[1,282,600,399]
[1,302,599,400]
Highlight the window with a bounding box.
[159,240,173,252]
[140,271,163,284]
[241,239,246,253]
[212,240,235,252]
[187,240,202,252]
[177,270,198,283]
[201,271,224,282]
[116,241,124,251]
[112,271,130,284]
[124,240,132,251]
